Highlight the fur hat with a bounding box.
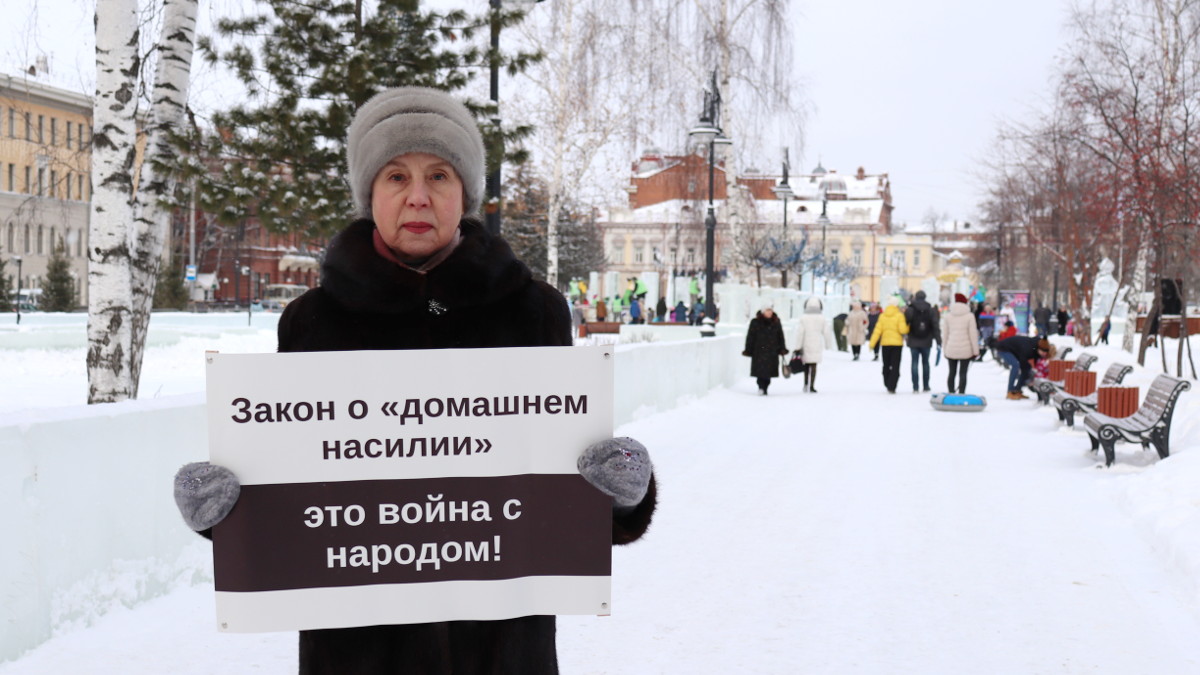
[346,87,485,218]
[1037,338,1052,352]
[954,293,969,304]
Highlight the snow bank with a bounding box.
[0,396,211,663]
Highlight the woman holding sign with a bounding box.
[174,87,655,674]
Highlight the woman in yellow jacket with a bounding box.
[868,300,910,393]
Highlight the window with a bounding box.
[78,175,84,201]
[830,247,840,262]
[853,247,863,268]
[6,224,13,252]
[24,112,31,140]
[686,247,696,264]
[913,249,921,269]
[37,226,44,254]
[37,168,44,196]
[66,172,72,200]
[66,121,72,149]
[6,164,12,192]
[50,228,56,252]
[37,115,44,143]
[7,108,13,137]
[50,170,57,199]
[76,229,83,257]
[670,247,678,263]
[609,247,623,264]
[23,225,30,254]
[634,247,644,263]
[51,118,57,146]
[24,166,31,194]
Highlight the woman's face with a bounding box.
[371,153,464,261]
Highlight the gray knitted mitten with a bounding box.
[174,461,240,531]
[578,437,653,513]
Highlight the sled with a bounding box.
[930,392,987,412]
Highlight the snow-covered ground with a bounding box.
[3,313,1200,673]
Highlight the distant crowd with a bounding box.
[744,292,1066,400]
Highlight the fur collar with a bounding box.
[320,217,532,314]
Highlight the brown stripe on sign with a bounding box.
[212,475,612,592]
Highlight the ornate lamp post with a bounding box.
[817,183,830,293]
[687,71,732,322]
[771,149,793,289]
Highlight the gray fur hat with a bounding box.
[346,87,485,218]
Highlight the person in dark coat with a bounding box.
[673,301,687,323]
[866,303,882,360]
[171,87,655,675]
[1056,308,1069,335]
[995,335,1052,400]
[903,290,941,392]
[656,296,668,322]
[743,305,788,395]
[1033,304,1052,336]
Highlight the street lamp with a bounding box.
[687,70,732,323]
[486,0,545,237]
[816,183,830,293]
[771,149,794,289]
[10,256,21,325]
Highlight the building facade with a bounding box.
[599,151,939,305]
[1,74,92,307]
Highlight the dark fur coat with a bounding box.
[272,217,655,674]
[744,311,787,379]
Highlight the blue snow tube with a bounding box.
[930,393,987,412]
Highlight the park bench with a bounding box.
[1083,374,1192,467]
[1050,362,1133,427]
[579,321,621,337]
[1032,352,1097,405]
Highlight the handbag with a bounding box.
[788,353,805,374]
[780,355,792,378]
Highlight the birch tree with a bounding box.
[87,0,140,403]
[88,0,198,403]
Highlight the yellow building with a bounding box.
[1,74,92,307]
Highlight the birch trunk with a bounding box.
[130,0,199,393]
[87,0,140,403]
[544,0,575,292]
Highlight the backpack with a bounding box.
[910,307,932,339]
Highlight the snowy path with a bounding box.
[5,348,1200,674]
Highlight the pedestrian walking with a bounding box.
[940,293,980,394]
[867,303,882,361]
[995,336,1053,400]
[743,304,788,395]
[792,297,835,393]
[845,302,869,360]
[904,290,941,392]
[1098,316,1111,344]
[596,297,607,322]
[868,298,910,393]
[1056,307,1069,335]
[1033,304,1052,336]
[833,312,848,352]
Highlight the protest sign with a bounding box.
[205,345,614,633]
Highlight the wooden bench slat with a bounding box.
[1082,374,1192,467]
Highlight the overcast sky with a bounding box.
[792,0,1074,226]
[2,0,1075,227]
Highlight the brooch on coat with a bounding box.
[428,299,448,316]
